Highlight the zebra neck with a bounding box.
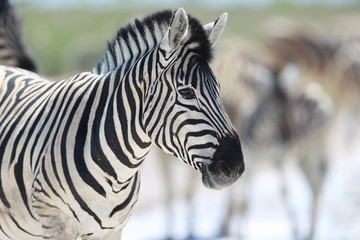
[93,68,152,180]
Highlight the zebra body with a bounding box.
[0,68,140,239]
[0,8,244,240]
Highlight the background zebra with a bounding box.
[0,0,36,71]
[0,8,244,240]
[239,63,334,240]
[264,23,360,155]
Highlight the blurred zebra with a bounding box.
[264,20,338,76]
[243,62,333,235]
[265,22,360,154]
[0,8,244,240]
[0,0,36,71]
[264,21,360,99]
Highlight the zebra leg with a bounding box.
[162,153,176,240]
[219,179,249,238]
[185,176,196,239]
[280,175,299,237]
[308,192,320,240]
[299,153,328,240]
[277,157,300,238]
[155,149,182,240]
[218,190,232,236]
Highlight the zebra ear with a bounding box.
[160,8,189,52]
[203,13,228,47]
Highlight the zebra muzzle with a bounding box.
[201,135,244,190]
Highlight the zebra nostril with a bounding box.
[218,161,231,176]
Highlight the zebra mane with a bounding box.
[93,9,212,75]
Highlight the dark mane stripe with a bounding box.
[94,9,212,74]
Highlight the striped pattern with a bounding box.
[0,8,243,240]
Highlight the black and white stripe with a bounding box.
[0,8,244,240]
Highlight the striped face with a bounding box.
[143,9,244,189]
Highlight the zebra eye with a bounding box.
[178,87,196,100]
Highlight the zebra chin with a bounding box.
[200,135,245,190]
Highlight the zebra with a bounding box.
[238,61,334,239]
[0,8,244,240]
[264,20,338,77]
[264,22,360,158]
[0,0,36,71]
[263,21,360,100]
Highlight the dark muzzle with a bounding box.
[202,134,245,189]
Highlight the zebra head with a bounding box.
[143,9,244,189]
